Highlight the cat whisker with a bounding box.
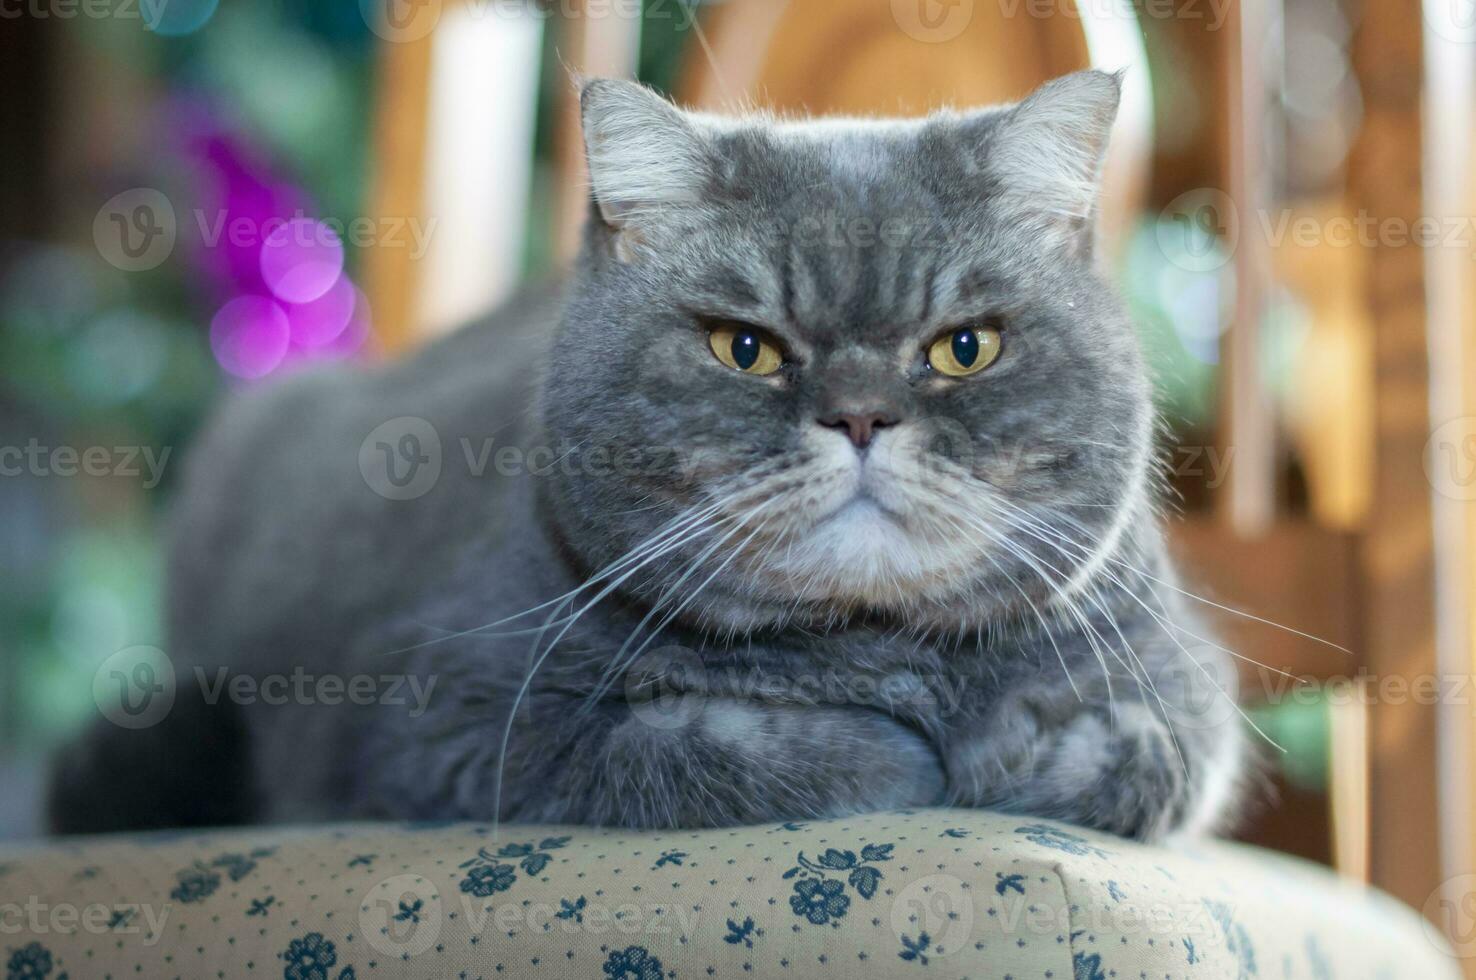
[381,497,733,656]
[988,500,1286,753]
[584,499,779,709]
[1014,502,1352,656]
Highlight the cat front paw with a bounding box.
[946,700,1195,842]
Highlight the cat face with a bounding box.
[539,73,1155,632]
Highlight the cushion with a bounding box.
[0,808,1454,979]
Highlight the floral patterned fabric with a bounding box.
[0,809,1455,979]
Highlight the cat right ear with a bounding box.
[579,79,711,259]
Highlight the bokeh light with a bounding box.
[259,218,344,304]
[285,274,358,349]
[312,288,373,361]
[65,312,170,407]
[210,295,291,380]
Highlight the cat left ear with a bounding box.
[973,70,1122,247]
[579,78,712,256]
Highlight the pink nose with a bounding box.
[818,412,897,450]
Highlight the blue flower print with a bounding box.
[1204,900,1258,979]
[212,852,259,882]
[460,862,517,897]
[6,943,54,980]
[898,932,933,965]
[282,932,337,980]
[652,850,686,870]
[602,945,664,980]
[170,864,222,904]
[491,837,568,876]
[724,917,757,948]
[995,873,1026,896]
[1074,951,1107,980]
[781,840,891,925]
[1015,823,1110,859]
[790,877,850,925]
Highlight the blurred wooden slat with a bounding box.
[1425,5,1476,951]
[366,0,545,352]
[1276,200,1375,531]
[1219,0,1276,534]
[364,27,434,355]
[416,4,543,336]
[1328,682,1371,883]
[1346,0,1442,915]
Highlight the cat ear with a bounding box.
[975,70,1122,246]
[579,79,711,250]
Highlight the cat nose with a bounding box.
[817,412,898,451]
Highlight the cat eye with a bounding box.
[927,325,1002,377]
[708,322,784,376]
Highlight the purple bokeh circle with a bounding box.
[211,295,291,379]
[321,287,372,359]
[260,218,344,304]
[286,274,357,348]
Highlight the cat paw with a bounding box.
[946,699,1194,842]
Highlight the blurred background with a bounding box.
[2,0,1475,959]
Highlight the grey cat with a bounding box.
[50,71,1244,841]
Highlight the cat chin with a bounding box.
[744,496,990,610]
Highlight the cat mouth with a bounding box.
[817,491,903,527]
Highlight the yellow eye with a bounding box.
[927,326,1002,377]
[709,323,784,376]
